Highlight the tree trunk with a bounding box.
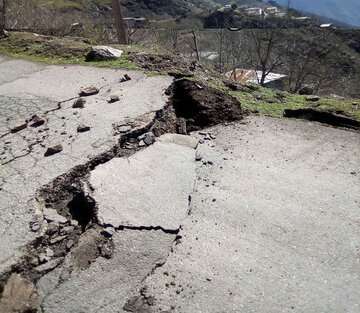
[191,30,200,62]
[112,0,128,44]
[0,0,6,31]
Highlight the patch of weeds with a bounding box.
[227,86,360,122]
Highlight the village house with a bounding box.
[225,68,287,89]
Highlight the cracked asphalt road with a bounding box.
[0,57,172,272]
[1,56,360,313]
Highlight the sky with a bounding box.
[274,0,360,26]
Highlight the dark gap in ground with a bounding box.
[284,108,360,130]
[117,225,179,235]
[68,192,97,231]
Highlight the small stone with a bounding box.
[50,235,67,245]
[209,134,216,140]
[29,220,41,232]
[29,115,45,128]
[79,86,99,97]
[44,144,63,157]
[34,258,63,273]
[10,123,27,133]
[77,124,91,133]
[138,140,146,147]
[73,98,86,108]
[43,208,67,224]
[120,74,131,82]
[46,248,54,258]
[101,227,115,238]
[61,226,75,234]
[70,219,79,226]
[138,132,155,146]
[108,95,120,103]
[29,257,39,266]
[305,95,320,102]
[39,248,54,263]
[66,239,75,250]
[117,125,132,133]
[46,222,59,235]
[38,253,51,264]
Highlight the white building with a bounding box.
[244,7,263,16]
[320,23,333,28]
[225,68,287,89]
[264,7,280,15]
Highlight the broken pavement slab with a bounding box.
[157,133,199,149]
[39,230,175,313]
[90,137,197,231]
[0,273,40,313]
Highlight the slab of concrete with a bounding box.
[144,117,360,313]
[157,133,199,149]
[39,230,175,313]
[90,139,197,231]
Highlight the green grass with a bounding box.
[205,77,360,122]
[0,32,139,70]
[229,85,360,122]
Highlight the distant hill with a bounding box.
[272,0,360,27]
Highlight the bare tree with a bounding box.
[283,29,333,93]
[191,30,200,62]
[112,0,128,44]
[248,29,283,86]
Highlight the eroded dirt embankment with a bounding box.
[0,78,243,313]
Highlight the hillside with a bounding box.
[273,0,360,27]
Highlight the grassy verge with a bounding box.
[0,32,139,70]
[206,78,360,122]
[232,87,360,122]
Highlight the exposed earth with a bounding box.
[0,55,359,313]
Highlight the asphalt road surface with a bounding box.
[0,56,359,313]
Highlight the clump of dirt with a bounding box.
[128,53,195,74]
[169,78,243,132]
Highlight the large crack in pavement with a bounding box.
[0,77,244,313]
